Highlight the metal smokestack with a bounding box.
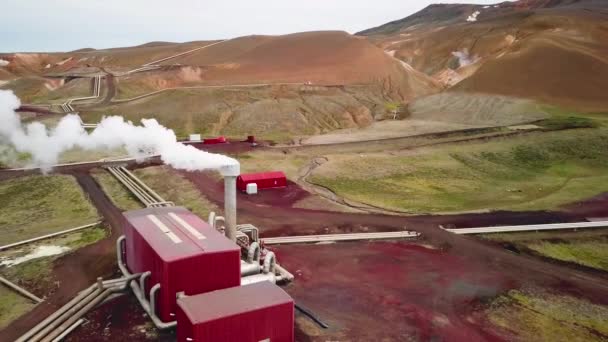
[219,163,240,241]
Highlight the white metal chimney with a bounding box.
[219,162,240,241]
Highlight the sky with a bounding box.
[1,0,508,52]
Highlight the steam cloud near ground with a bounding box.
[0,90,237,171]
[451,49,479,68]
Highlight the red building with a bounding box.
[203,136,227,144]
[237,171,287,192]
[123,207,241,322]
[176,282,295,342]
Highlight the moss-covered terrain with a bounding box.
[0,286,34,329]
[133,166,218,217]
[0,175,99,245]
[484,230,608,272]
[91,169,143,211]
[525,238,608,271]
[0,226,107,328]
[487,289,608,341]
[310,128,608,213]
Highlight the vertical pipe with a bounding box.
[224,176,237,241]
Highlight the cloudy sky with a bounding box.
[2,0,508,52]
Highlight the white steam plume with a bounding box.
[451,49,479,68]
[0,90,237,172]
[0,59,9,67]
[466,11,481,22]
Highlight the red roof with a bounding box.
[178,282,293,323]
[238,171,286,182]
[124,207,238,262]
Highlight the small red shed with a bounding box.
[176,282,295,342]
[123,207,241,322]
[237,171,287,192]
[203,136,227,144]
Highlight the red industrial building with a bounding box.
[123,207,241,322]
[203,136,227,144]
[176,282,294,342]
[237,171,287,192]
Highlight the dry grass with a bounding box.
[0,286,34,329]
[302,119,480,145]
[91,169,143,211]
[58,147,127,164]
[133,166,218,217]
[82,85,391,143]
[0,225,107,328]
[408,92,546,126]
[310,128,608,213]
[482,230,608,272]
[0,77,92,104]
[487,289,608,341]
[0,175,99,245]
[526,239,608,271]
[237,150,310,180]
[0,143,126,169]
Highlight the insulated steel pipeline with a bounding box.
[107,166,173,208]
[16,274,139,342]
[116,236,176,329]
[263,231,420,245]
[295,303,329,329]
[220,163,240,242]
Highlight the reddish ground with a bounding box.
[67,241,512,342]
[181,170,608,298]
[3,165,608,341]
[151,31,437,96]
[276,242,510,341]
[65,294,175,342]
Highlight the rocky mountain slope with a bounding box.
[0,31,441,141]
[359,0,608,111]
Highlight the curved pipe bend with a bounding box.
[247,242,260,263]
[263,252,276,274]
[117,236,175,330]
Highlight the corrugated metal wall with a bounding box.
[178,301,294,342]
[124,209,241,322]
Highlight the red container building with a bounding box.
[203,136,227,144]
[123,207,241,322]
[176,282,295,342]
[237,171,287,192]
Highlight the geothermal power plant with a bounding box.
[14,156,300,341]
[3,1,608,341]
[121,163,297,340]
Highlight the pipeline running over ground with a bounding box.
[295,303,330,329]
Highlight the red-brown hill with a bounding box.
[148,31,438,100]
[358,0,608,110]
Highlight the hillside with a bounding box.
[110,31,438,101]
[358,0,608,111]
[1,31,442,141]
[1,31,437,99]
